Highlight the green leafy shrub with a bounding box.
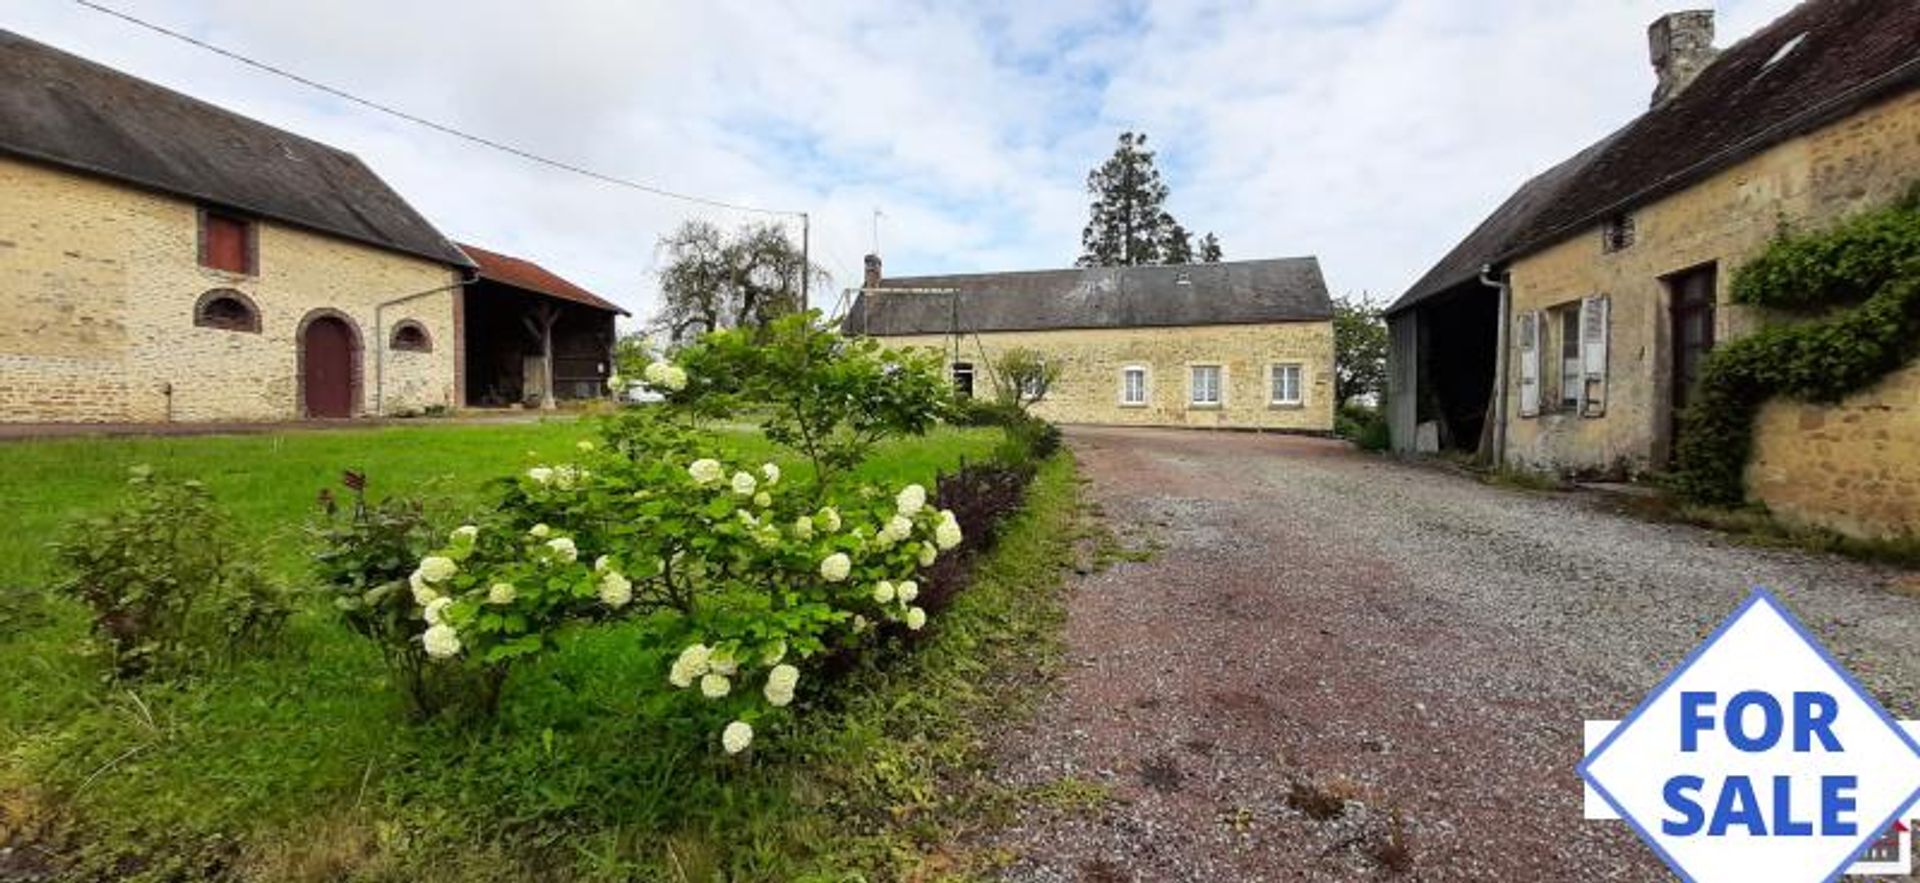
[1336,402,1390,452]
[672,312,951,494]
[1673,194,1920,505]
[52,466,289,679]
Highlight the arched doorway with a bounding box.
[299,311,361,418]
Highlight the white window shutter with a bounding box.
[1518,311,1540,418]
[1581,295,1609,417]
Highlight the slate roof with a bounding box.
[0,29,471,268]
[844,257,1332,336]
[458,242,628,315]
[1390,0,1920,315]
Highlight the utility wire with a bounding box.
[69,0,805,218]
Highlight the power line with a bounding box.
[69,0,805,218]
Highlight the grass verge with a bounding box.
[0,434,1066,882]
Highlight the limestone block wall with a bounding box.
[1747,363,1920,539]
[873,321,1335,432]
[0,156,460,423]
[1503,88,1920,477]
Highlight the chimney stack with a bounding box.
[1649,10,1717,107]
[863,254,883,290]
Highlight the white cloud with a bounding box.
[10,0,1800,318]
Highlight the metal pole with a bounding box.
[800,212,811,315]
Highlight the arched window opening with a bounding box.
[193,288,260,333]
[390,321,432,353]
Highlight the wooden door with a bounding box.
[1668,264,1717,455]
[303,316,355,418]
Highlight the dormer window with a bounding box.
[1602,214,1636,253]
[199,208,255,274]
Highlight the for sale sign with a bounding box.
[1580,588,1920,882]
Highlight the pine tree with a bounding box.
[1198,232,1223,263]
[1078,132,1177,267]
[1160,218,1194,264]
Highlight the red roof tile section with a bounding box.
[457,242,628,315]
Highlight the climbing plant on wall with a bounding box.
[1672,187,1920,506]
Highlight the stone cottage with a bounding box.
[1386,0,1920,538]
[0,30,623,423]
[845,255,1335,432]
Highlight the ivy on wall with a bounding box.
[1672,188,1920,505]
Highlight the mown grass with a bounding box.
[0,420,1069,882]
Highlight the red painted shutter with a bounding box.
[203,213,250,273]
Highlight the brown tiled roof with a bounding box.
[0,29,471,268]
[845,257,1331,336]
[457,242,628,315]
[1393,0,1920,315]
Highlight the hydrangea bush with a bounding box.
[392,366,960,751]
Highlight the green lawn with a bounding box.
[0,418,1068,882]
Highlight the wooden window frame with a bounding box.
[1119,365,1148,407]
[1268,362,1304,407]
[198,207,258,276]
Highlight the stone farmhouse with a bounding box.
[0,30,623,424]
[845,255,1334,432]
[1386,0,1920,538]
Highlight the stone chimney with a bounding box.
[1649,10,1717,107]
[863,254,883,290]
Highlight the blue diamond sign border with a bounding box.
[1577,587,1920,883]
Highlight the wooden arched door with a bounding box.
[302,315,357,418]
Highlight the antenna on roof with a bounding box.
[872,208,885,255]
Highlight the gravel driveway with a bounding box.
[980,426,1920,881]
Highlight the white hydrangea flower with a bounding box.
[730,471,757,496]
[761,462,781,485]
[819,552,852,583]
[645,361,689,391]
[594,555,612,572]
[529,523,552,539]
[884,514,913,542]
[817,507,842,533]
[546,536,578,562]
[669,643,712,688]
[852,614,870,633]
[409,570,439,606]
[792,516,814,540]
[418,555,458,583]
[423,623,462,658]
[553,465,585,490]
[721,720,753,755]
[918,542,938,567]
[872,581,896,604]
[754,491,772,508]
[527,466,555,485]
[450,524,479,544]
[905,607,927,631]
[895,483,927,516]
[935,515,963,551]
[423,595,453,626]
[598,570,633,608]
[708,649,739,676]
[700,673,731,699]
[688,458,723,485]
[897,580,919,604]
[764,664,799,707]
[576,439,596,452]
[487,582,516,605]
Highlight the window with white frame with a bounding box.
[1120,366,1147,405]
[1269,363,1302,405]
[1019,360,1047,401]
[1189,364,1221,406]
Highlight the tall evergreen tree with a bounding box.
[1198,232,1223,263]
[1078,132,1178,267]
[1160,217,1194,264]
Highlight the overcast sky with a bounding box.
[12,0,1802,321]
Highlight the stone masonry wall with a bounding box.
[0,156,460,422]
[1502,88,1920,537]
[873,322,1335,432]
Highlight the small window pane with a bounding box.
[1271,364,1301,404]
[1190,366,1220,405]
[1122,368,1146,404]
